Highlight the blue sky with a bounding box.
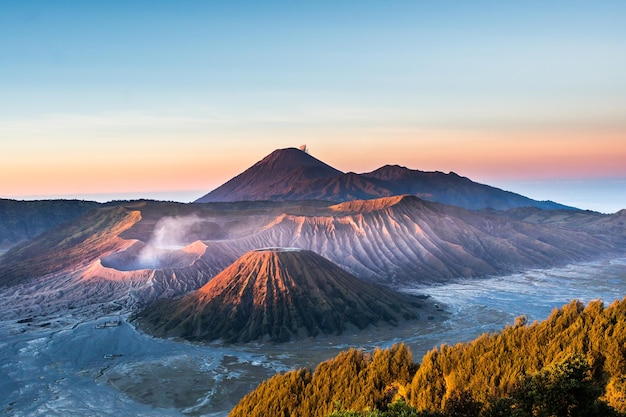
[1,1,625,212]
[4,1,624,120]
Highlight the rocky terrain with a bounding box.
[0,147,625,416]
[1,147,624,326]
[1,194,624,316]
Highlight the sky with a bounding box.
[1,1,625,212]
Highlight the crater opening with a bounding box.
[253,247,303,253]
[101,241,207,271]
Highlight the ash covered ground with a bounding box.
[0,257,624,416]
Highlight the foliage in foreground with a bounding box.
[331,356,621,416]
[229,298,626,417]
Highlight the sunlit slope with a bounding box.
[1,196,621,292]
[134,249,425,343]
[208,195,615,284]
[0,206,140,286]
[230,298,626,416]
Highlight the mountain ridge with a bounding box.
[0,199,100,254]
[195,148,574,211]
[196,148,343,203]
[2,196,621,292]
[0,197,623,323]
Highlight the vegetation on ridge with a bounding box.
[230,298,626,416]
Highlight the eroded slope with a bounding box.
[135,249,425,343]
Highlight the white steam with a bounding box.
[138,215,206,268]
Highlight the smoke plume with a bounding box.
[138,215,206,268]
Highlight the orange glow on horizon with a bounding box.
[2,127,625,199]
[313,127,626,181]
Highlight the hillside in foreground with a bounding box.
[230,297,626,417]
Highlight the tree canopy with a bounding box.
[229,298,626,417]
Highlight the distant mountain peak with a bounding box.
[194,148,578,211]
[194,148,343,203]
[242,147,342,179]
[258,147,331,168]
[367,164,413,179]
[365,165,459,181]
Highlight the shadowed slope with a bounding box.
[0,199,100,253]
[195,148,342,203]
[195,148,575,210]
[363,165,573,211]
[135,249,423,343]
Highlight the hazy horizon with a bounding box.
[5,176,625,214]
[2,1,625,209]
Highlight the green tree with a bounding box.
[232,299,626,417]
[385,400,421,417]
[443,390,482,417]
[479,397,514,417]
[512,355,603,417]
